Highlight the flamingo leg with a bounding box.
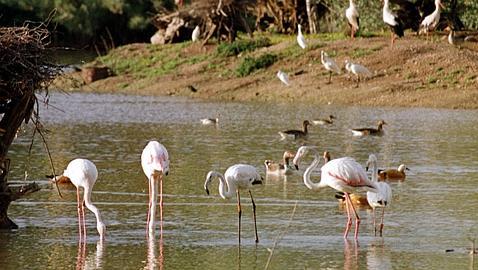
[343,193,353,239]
[146,176,152,236]
[236,190,242,244]
[81,200,86,240]
[159,172,163,233]
[344,193,361,239]
[249,190,259,243]
[76,187,83,241]
[379,206,385,237]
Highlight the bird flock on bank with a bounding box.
[50,112,410,244]
[275,0,476,88]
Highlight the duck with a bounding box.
[351,120,387,136]
[264,151,296,175]
[335,192,371,208]
[378,164,409,181]
[278,120,311,140]
[312,115,335,125]
[200,118,219,125]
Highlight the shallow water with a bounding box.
[1,92,478,269]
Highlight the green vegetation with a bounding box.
[236,53,278,77]
[216,37,271,57]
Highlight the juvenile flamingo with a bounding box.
[204,164,263,243]
[141,141,170,236]
[293,146,378,239]
[366,154,392,236]
[62,158,105,241]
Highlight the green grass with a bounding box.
[216,37,272,57]
[236,53,278,77]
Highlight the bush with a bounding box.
[236,53,277,77]
[216,37,271,57]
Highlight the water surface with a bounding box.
[1,92,478,269]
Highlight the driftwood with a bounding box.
[0,25,58,229]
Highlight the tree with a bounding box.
[0,25,58,229]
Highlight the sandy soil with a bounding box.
[53,34,478,109]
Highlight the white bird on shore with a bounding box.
[383,0,404,47]
[204,164,263,243]
[321,51,341,84]
[297,24,307,49]
[420,0,444,40]
[200,118,218,125]
[345,0,360,39]
[345,60,372,87]
[366,154,392,237]
[277,70,290,86]
[192,25,200,42]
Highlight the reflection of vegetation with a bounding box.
[216,37,271,57]
[236,53,278,77]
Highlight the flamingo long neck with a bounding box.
[213,172,236,199]
[83,186,105,239]
[370,159,378,182]
[149,174,159,233]
[303,153,326,191]
[349,0,355,8]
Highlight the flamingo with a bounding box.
[293,146,378,239]
[264,150,296,176]
[61,158,105,241]
[278,120,311,140]
[321,51,341,84]
[366,154,392,236]
[378,164,409,181]
[141,140,170,236]
[345,0,360,39]
[204,164,263,243]
[383,0,404,47]
[345,60,372,88]
[351,120,387,136]
[312,115,336,125]
[420,0,444,40]
[192,25,200,42]
[297,24,307,49]
[277,70,290,86]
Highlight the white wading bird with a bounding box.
[293,146,378,239]
[321,51,341,84]
[204,164,263,243]
[345,0,360,39]
[297,24,307,49]
[345,60,372,87]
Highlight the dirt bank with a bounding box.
[53,34,478,109]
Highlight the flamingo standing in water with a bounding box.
[293,146,378,239]
[366,154,392,236]
[141,141,170,236]
[204,164,263,243]
[62,158,105,241]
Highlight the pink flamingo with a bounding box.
[62,158,105,241]
[141,141,170,236]
[293,146,378,239]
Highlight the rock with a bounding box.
[81,66,111,84]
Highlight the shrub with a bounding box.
[236,53,277,77]
[216,37,271,57]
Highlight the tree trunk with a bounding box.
[0,94,35,229]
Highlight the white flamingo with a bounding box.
[141,141,170,236]
[204,164,263,243]
[366,154,392,237]
[345,60,372,87]
[192,25,200,42]
[277,70,290,86]
[420,0,444,40]
[321,51,341,84]
[293,146,378,239]
[345,0,360,39]
[297,24,307,49]
[62,158,105,241]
